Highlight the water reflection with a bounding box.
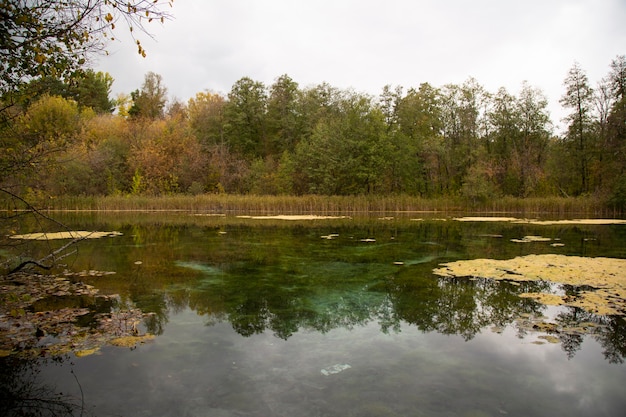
[0,355,83,417]
[12,215,626,363]
[171,263,626,363]
[3,215,626,417]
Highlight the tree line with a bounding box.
[1,56,625,208]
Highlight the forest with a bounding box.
[1,57,626,210]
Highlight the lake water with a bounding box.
[2,213,626,417]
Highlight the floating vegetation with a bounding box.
[454,217,520,222]
[109,334,155,348]
[0,272,153,358]
[521,219,626,225]
[9,231,123,240]
[237,215,349,220]
[63,270,117,277]
[434,254,626,317]
[510,235,552,243]
[519,292,565,306]
[454,217,626,225]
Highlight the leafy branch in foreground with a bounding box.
[0,188,83,275]
[0,0,174,97]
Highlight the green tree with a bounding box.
[14,70,114,114]
[512,83,551,196]
[440,79,489,194]
[488,84,551,197]
[69,69,115,113]
[293,91,390,195]
[0,95,85,192]
[298,83,343,139]
[560,62,596,194]
[394,83,444,195]
[224,77,268,157]
[187,91,226,148]
[604,55,626,207]
[128,72,168,119]
[266,74,302,155]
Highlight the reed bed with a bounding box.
[42,194,619,217]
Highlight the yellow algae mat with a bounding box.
[237,215,348,220]
[434,254,626,316]
[453,217,626,225]
[10,231,123,240]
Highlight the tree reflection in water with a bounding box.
[0,355,84,417]
[156,262,626,363]
[15,216,625,364]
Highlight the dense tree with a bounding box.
[604,55,626,207]
[187,91,226,148]
[440,79,489,194]
[266,74,302,155]
[224,77,268,157]
[69,69,115,113]
[128,72,168,119]
[487,83,551,197]
[0,95,85,193]
[3,57,625,209]
[514,83,552,195]
[560,62,596,195]
[293,91,391,195]
[394,83,444,195]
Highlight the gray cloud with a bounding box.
[96,0,626,127]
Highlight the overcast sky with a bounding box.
[95,0,626,130]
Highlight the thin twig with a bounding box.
[71,368,85,417]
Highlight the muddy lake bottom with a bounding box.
[2,213,626,416]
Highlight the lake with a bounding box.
[2,213,626,417]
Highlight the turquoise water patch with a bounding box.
[175,260,224,275]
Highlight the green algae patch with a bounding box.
[434,254,626,316]
[9,231,123,240]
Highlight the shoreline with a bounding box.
[4,194,622,217]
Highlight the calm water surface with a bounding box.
[2,213,626,416]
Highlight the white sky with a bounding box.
[95,0,626,131]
